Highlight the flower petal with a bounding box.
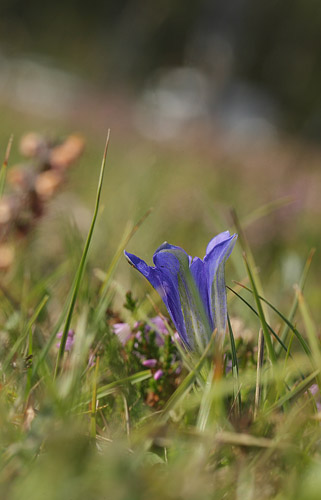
[190,257,213,331]
[124,251,160,290]
[154,247,212,350]
[153,242,192,265]
[204,233,237,338]
[125,249,189,347]
[113,322,132,345]
[205,231,232,256]
[152,249,193,347]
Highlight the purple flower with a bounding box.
[154,369,164,381]
[135,330,142,341]
[125,231,237,352]
[56,330,75,351]
[145,316,169,346]
[308,384,321,412]
[149,316,168,335]
[173,332,181,344]
[175,365,182,375]
[113,323,132,345]
[143,358,158,368]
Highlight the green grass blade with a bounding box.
[196,364,215,432]
[99,208,153,297]
[254,328,264,419]
[121,392,131,446]
[242,197,292,228]
[94,209,152,325]
[3,294,49,373]
[276,249,315,356]
[227,313,241,415]
[233,282,311,357]
[243,253,276,365]
[90,357,99,439]
[296,286,321,388]
[0,135,13,198]
[54,131,110,378]
[32,285,74,378]
[25,326,33,401]
[267,369,320,414]
[231,209,271,323]
[90,370,152,403]
[227,286,287,353]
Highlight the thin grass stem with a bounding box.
[54,131,110,379]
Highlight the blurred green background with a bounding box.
[0,0,320,317]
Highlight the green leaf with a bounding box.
[232,282,311,357]
[276,249,315,355]
[267,369,320,413]
[243,253,276,365]
[3,294,49,373]
[227,313,241,415]
[54,132,110,378]
[0,135,13,199]
[227,286,287,354]
[296,286,321,389]
[94,370,152,402]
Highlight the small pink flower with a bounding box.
[154,369,164,381]
[173,332,181,344]
[56,330,75,351]
[146,316,169,346]
[150,316,168,335]
[113,323,132,345]
[143,359,157,368]
[308,384,321,412]
[135,331,142,341]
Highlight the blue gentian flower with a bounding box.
[125,231,237,352]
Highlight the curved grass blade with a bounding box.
[3,294,49,373]
[33,284,74,378]
[90,357,99,439]
[94,208,153,324]
[54,131,110,379]
[99,208,153,297]
[227,286,287,353]
[276,249,315,355]
[242,197,292,228]
[231,209,271,324]
[232,282,311,357]
[243,253,276,365]
[227,313,241,415]
[266,369,320,414]
[296,286,321,389]
[0,283,19,311]
[254,328,264,419]
[83,370,152,404]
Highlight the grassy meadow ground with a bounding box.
[0,100,321,499]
